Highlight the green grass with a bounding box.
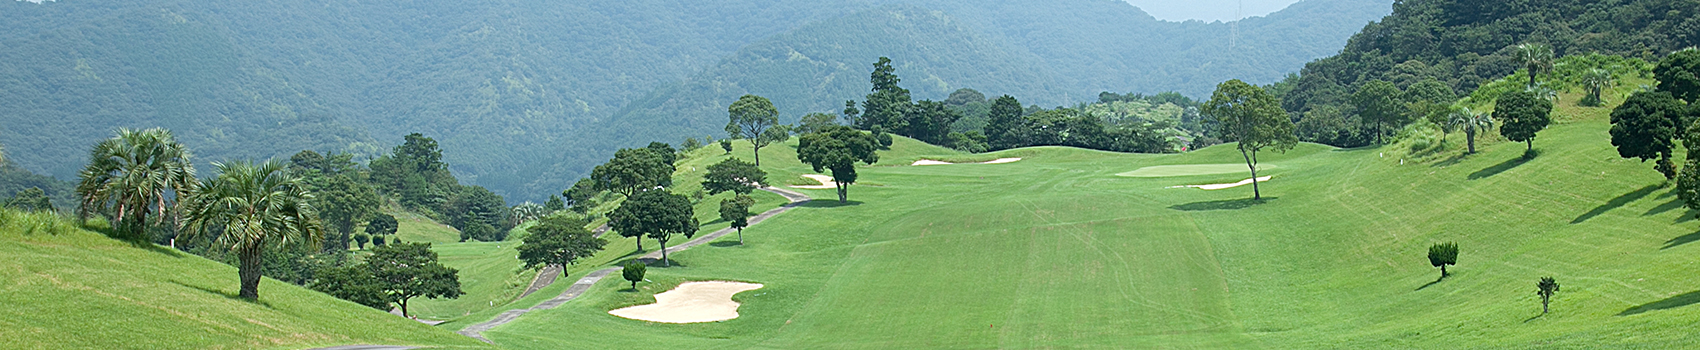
[390,208,464,244]
[0,210,490,350]
[1117,163,1278,177]
[471,97,1700,348]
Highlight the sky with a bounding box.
[1123,0,1304,22]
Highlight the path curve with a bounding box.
[453,186,811,343]
[518,264,562,298]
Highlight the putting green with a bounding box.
[1116,163,1275,177]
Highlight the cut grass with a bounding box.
[476,101,1700,348]
[0,210,490,350]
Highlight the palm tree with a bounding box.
[182,160,322,300]
[1516,43,1555,88]
[1448,107,1495,154]
[75,128,198,240]
[1580,68,1615,106]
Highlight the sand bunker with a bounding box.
[608,281,764,323]
[789,174,837,189]
[910,158,1023,166]
[1169,176,1273,190]
[1118,164,1276,178]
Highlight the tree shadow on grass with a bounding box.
[170,280,272,308]
[1571,184,1662,224]
[1415,275,1446,291]
[1661,230,1700,250]
[616,257,686,268]
[802,200,863,208]
[1467,156,1530,180]
[1618,290,1700,316]
[1168,197,1277,211]
[1430,153,1469,168]
[708,241,743,248]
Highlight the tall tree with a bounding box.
[589,148,674,197]
[858,57,913,131]
[647,142,678,166]
[180,160,322,300]
[1448,107,1495,154]
[1610,91,1687,179]
[311,174,381,252]
[1203,80,1297,200]
[985,95,1026,150]
[1537,277,1560,314]
[1495,90,1554,154]
[609,190,697,267]
[75,128,198,240]
[367,242,462,318]
[797,126,881,203]
[1350,80,1404,144]
[719,194,755,244]
[563,178,599,213]
[899,100,963,145]
[702,158,767,195]
[727,94,781,166]
[1655,48,1700,103]
[517,215,606,273]
[1515,43,1555,88]
[1427,242,1458,279]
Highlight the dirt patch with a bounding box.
[789,174,837,189]
[608,281,764,323]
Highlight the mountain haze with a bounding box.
[0,0,1390,202]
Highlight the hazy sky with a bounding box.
[1123,0,1304,22]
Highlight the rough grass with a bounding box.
[0,210,490,350]
[471,104,1700,348]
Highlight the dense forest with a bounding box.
[1274,0,1700,147]
[0,0,1390,203]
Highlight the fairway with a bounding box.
[1117,163,1277,177]
[470,101,1700,348]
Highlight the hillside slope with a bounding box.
[0,211,489,350]
[480,88,1700,348]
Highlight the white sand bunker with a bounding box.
[608,281,764,323]
[790,174,838,189]
[1118,164,1275,178]
[911,158,1022,166]
[1169,176,1273,190]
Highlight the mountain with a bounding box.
[0,0,1391,203]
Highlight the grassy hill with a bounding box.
[466,90,1700,348]
[0,211,490,350]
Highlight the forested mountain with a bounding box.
[0,0,1390,203]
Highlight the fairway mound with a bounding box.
[608,281,764,323]
[911,158,1023,166]
[1118,164,1275,177]
[790,174,837,189]
[1169,176,1273,190]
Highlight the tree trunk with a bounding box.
[1466,128,1477,154]
[1541,296,1549,314]
[1527,140,1533,152]
[1241,147,1260,200]
[238,245,263,300]
[634,236,643,252]
[1440,265,1447,278]
[737,227,743,244]
[398,298,410,318]
[753,144,761,167]
[837,182,848,203]
[658,237,670,267]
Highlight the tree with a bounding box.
[308,265,390,310]
[511,202,546,225]
[1610,91,1687,179]
[719,139,733,154]
[898,100,963,145]
[727,94,781,166]
[1675,122,1700,211]
[1515,43,1555,88]
[181,160,322,300]
[372,235,386,247]
[1203,79,1297,200]
[719,194,755,244]
[590,148,674,197]
[543,195,565,213]
[647,142,678,166]
[1427,242,1458,279]
[444,185,511,238]
[622,260,646,290]
[460,222,499,242]
[75,128,197,240]
[1580,68,1616,106]
[1351,80,1404,144]
[368,242,462,318]
[6,187,54,212]
[1655,48,1700,103]
[365,214,398,237]
[1448,107,1495,154]
[1495,90,1554,154]
[985,95,1026,150]
[858,57,913,131]
[609,190,697,267]
[797,126,881,203]
[354,233,370,250]
[1537,277,1560,314]
[702,158,767,195]
[563,178,599,213]
[517,215,607,272]
[795,112,839,135]
[311,174,381,252]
